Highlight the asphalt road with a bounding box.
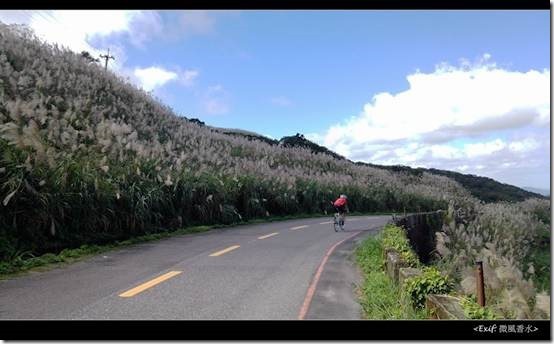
[0,215,390,320]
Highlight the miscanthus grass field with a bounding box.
[0,23,550,318]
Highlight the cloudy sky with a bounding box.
[0,10,550,190]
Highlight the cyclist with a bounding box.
[333,194,349,224]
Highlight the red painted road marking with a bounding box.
[298,230,363,320]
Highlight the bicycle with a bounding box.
[333,212,345,232]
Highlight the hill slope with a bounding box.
[0,23,501,259]
[255,133,546,203]
[278,133,346,160]
[522,187,550,197]
[422,168,547,202]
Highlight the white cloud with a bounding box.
[365,138,541,166]
[123,65,199,92]
[0,10,165,74]
[464,139,506,158]
[204,99,229,114]
[202,84,230,115]
[0,11,208,98]
[0,10,33,25]
[179,10,216,35]
[125,11,163,48]
[312,54,550,188]
[134,66,178,92]
[320,56,549,150]
[456,165,470,172]
[270,96,293,107]
[430,144,461,160]
[143,10,233,42]
[180,69,200,87]
[509,138,540,153]
[305,133,323,143]
[0,11,155,57]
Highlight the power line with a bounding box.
[35,11,59,28]
[34,11,65,46]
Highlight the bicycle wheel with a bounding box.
[333,215,339,232]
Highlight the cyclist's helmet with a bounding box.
[340,194,347,199]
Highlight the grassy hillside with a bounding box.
[267,134,546,203]
[278,133,346,160]
[0,23,549,319]
[210,127,279,146]
[0,23,473,259]
[369,164,547,203]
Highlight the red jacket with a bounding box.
[334,198,347,207]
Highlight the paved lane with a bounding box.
[0,215,390,320]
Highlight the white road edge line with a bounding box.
[290,225,309,230]
[258,232,279,240]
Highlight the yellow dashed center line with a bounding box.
[290,225,309,230]
[119,271,182,298]
[209,245,241,257]
[258,232,279,240]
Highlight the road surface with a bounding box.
[0,215,390,320]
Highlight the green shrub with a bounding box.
[404,267,452,309]
[460,295,497,319]
[382,224,419,267]
[356,234,427,319]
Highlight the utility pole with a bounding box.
[99,48,115,70]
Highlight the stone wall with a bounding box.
[385,212,465,319]
[384,253,465,319]
[392,210,444,264]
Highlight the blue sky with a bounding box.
[0,10,550,190]
[134,11,549,137]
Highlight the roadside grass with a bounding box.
[0,211,393,279]
[520,226,551,294]
[529,244,551,293]
[355,233,428,319]
[0,225,212,279]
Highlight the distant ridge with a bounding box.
[522,186,550,197]
[220,129,547,203]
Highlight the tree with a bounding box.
[80,51,99,63]
[189,118,205,126]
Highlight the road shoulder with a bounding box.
[304,228,379,320]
